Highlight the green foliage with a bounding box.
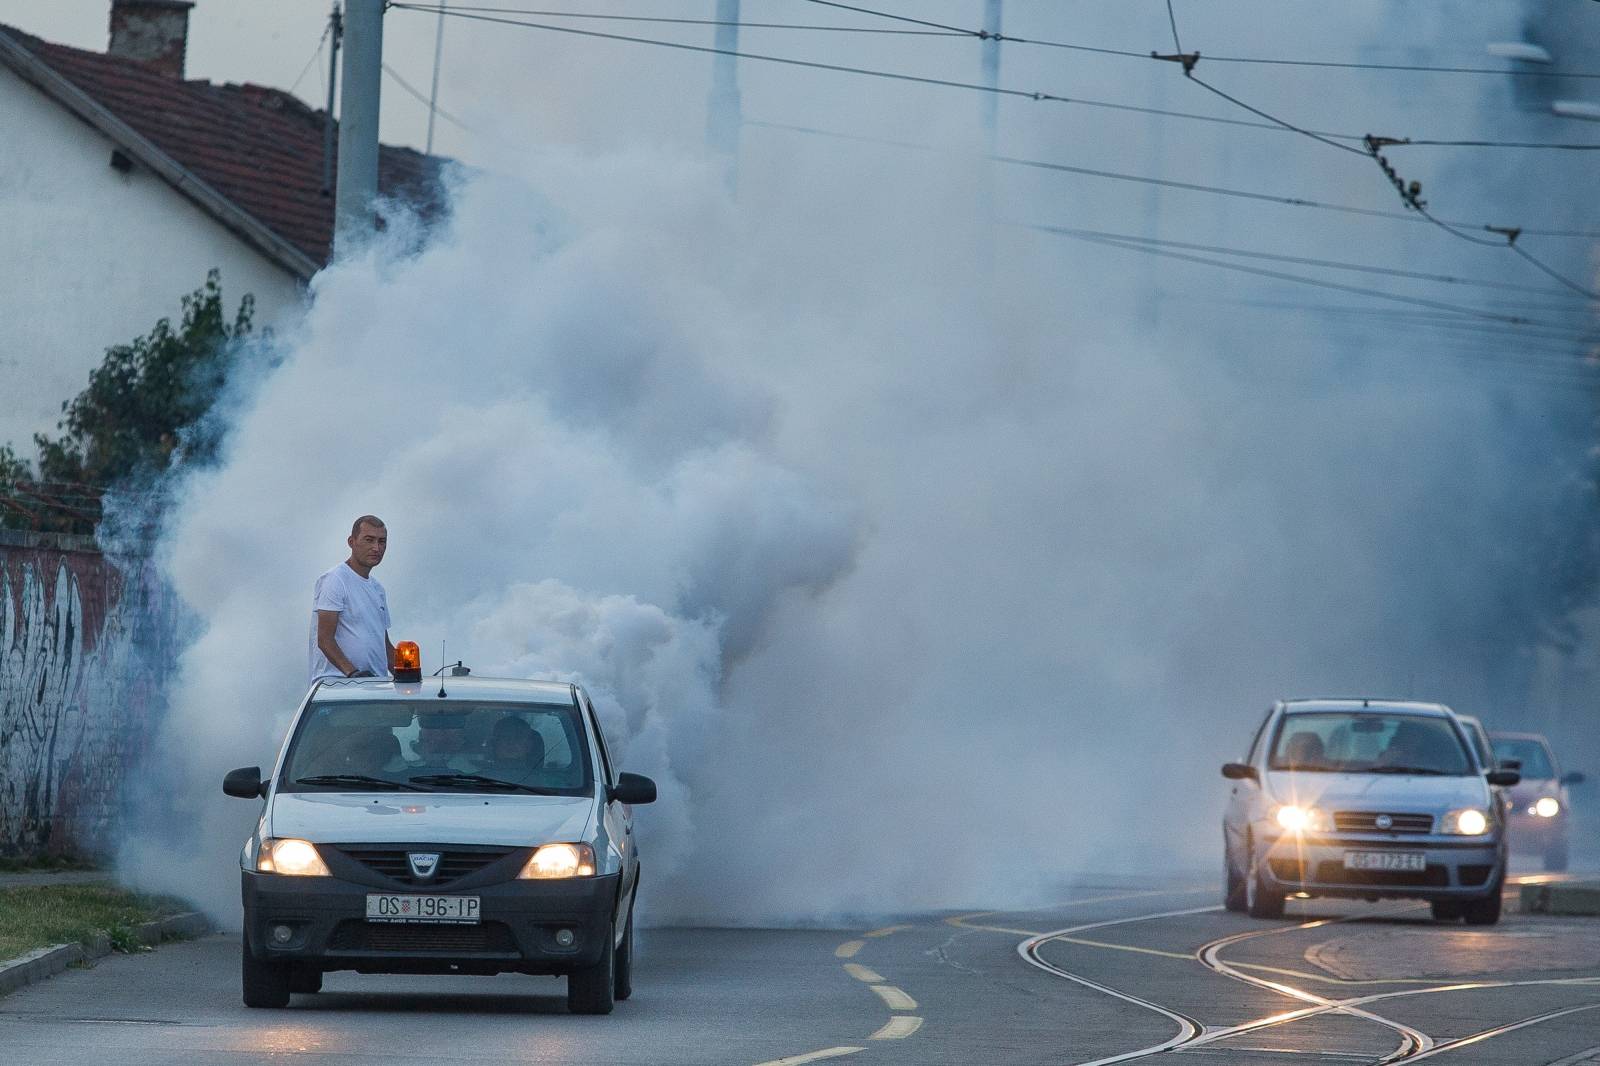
[30,269,254,486]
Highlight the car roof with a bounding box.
[1488,731,1551,745]
[1281,698,1452,717]
[309,675,577,705]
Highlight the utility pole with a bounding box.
[707,0,741,192]
[334,0,383,255]
[980,0,1002,153]
[425,0,447,155]
[321,2,342,197]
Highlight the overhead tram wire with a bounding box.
[382,62,476,134]
[387,3,1373,141]
[288,21,332,97]
[1157,4,1600,302]
[744,118,1600,242]
[386,5,968,37]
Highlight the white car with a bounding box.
[223,649,656,1013]
[1221,698,1519,924]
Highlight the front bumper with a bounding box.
[242,869,621,975]
[1505,813,1566,852]
[1254,830,1504,900]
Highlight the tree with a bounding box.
[1,271,255,533]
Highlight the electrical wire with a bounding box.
[288,22,331,96]
[744,118,1600,241]
[387,3,1373,141]
[382,62,475,134]
[393,4,967,36]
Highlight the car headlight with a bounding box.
[1533,797,1561,818]
[1273,805,1332,833]
[518,842,597,879]
[256,838,331,876]
[1442,808,1491,836]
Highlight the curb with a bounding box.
[1520,881,1600,917]
[0,911,212,999]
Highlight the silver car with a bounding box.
[224,665,656,1013]
[1222,698,1520,924]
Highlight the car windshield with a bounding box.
[281,700,593,795]
[1491,738,1555,779]
[1460,720,1493,770]
[1269,712,1472,775]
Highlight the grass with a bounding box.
[0,854,102,873]
[0,884,193,963]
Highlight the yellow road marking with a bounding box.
[870,1016,924,1040]
[871,984,918,1011]
[865,924,912,938]
[843,963,884,983]
[753,1047,865,1066]
[834,940,864,958]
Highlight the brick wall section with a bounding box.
[0,529,174,859]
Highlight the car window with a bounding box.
[1246,708,1274,763]
[1269,713,1472,775]
[1461,722,1492,770]
[1491,738,1555,779]
[281,700,594,795]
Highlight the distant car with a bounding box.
[223,647,657,1013]
[1490,731,1585,872]
[1456,715,1496,773]
[1222,698,1519,924]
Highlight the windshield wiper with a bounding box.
[1365,765,1450,776]
[408,773,554,794]
[293,774,428,792]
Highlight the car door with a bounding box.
[1225,706,1275,860]
[582,691,637,918]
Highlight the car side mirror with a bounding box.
[1221,762,1258,782]
[1486,769,1521,787]
[223,766,267,799]
[608,772,657,805]
[1561,771,1586,786]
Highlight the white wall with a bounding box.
[0,63,306,457]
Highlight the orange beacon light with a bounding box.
[393,641,422,683]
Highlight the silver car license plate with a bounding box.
[365,894,481,924]
[1343,851,1426,872]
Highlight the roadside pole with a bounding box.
[321,2,342,197]
[707,0,741,193]
[334,0,383,255]
[980,0,1002,154]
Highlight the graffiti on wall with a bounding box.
[0,541,173,857]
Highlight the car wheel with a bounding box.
[1429,900,1465,922]
[1224,835,1247,913]
[1245,836,1286,920]
[613,903,634,1002]
[1462,877,1503,926]
[1544,841,1569,873]
[288,966,323,994]
[567,920,617,1015]
[241,932,291,1008]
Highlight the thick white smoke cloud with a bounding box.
[120,2,1599,921]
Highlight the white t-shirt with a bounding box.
[308,562,392,683]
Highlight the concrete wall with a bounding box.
[0,61,305,453]
[0,531,173,858]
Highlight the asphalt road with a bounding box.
[3,871,1598,1065]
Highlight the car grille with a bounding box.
[330,846,518,886]
[327,919,518,955]
[1333,811,1434,834]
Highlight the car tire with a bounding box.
[613,904,634,1002]
[1462,877,1503,926]
[1544,841,1569,873]
[288,966,323,994]
[1224,836,1247,913]
[567,920,617,1015]
[1245,837,1286,920]
[241,933,291,1008]
[1429,900,1465,922]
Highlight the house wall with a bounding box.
[0,62,305,454]
[0,531,175,858]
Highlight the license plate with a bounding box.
[365,894,480,924]
[1343,851,1426,872]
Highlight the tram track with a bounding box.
[1014,886,1600,1066]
